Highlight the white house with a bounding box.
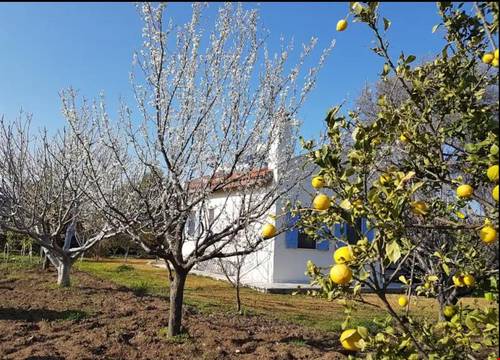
[183,158,335,288]
[180,118,374,291]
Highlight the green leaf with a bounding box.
[406,55,416,64]
[470,343,481,351]
[442,263,450,276]
[490,144,499,155]
[351,2,364,15]
[357,326,369,339]
[432,24,441,33]
[428,275,439,282]
[383,17,391,31]
[465,315,478,331]
[386,241,401,263]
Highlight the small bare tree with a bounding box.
[0,114,119,287]
[65,2,333,336]
[215,229,270,314]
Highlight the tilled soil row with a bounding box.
[0,268,346,359]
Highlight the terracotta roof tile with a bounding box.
[187,168,273,192]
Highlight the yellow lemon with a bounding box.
[336,19,348,32]
[443,305,456,319]
[313,194,331,211]
[495,49,499,60]
[482,52,494,64]
[463,274,475,287]
[456,184,474,199]
[453,274,465,287]
[410,201,429,216]
[493,185,499,202]
[261,224,276,239]
[398,295,408,307]
[334,246,353,264]
[493,58,499,67]
[487,165,499,182]
[480,225,497,245]
[340,329,361,351]
[330,264,353,285]
[311,176,325,189]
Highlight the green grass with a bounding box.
[115,264,135,273]
[287,338,308,347]
[157,327,191,343]
[72,258,451,332]
[4,256,493,333]
[61,309,88,322]
[0,254,40,271]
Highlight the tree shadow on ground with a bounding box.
[0,308,87,322]
[76,284,168,300]
[280,336,338,351]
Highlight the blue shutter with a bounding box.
[285,213,299,248]
[315,224,330,251]
[333,223,343,238]
[316,239,329,251]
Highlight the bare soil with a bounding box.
[0,268,347,359]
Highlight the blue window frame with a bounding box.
[284,213,329,251]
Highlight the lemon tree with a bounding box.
[296,2,499,359]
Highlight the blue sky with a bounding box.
[0,2,449,141]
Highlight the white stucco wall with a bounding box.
[184,155,339,285]
[270,157,335,283]
[185,189,277,284]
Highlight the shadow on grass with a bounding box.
[281,335,337,350]
[0,308,87,322]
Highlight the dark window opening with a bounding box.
[298,232,316,249]
[208,208,215,224]
[346,218,363,244]
[187,212,196,236]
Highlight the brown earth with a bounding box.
[0,268,347,360]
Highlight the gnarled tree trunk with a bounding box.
[57,257,73,287]
[168,267,188,337]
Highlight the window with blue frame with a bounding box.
[329,218,375,245]
[284,213,329,251]
[298,232,316,249]
[283,213,375,250]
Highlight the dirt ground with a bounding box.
[0,268,347,359]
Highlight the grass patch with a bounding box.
[287,338,308,347]
[157,327,191,343]
[115,264,134,273]
[69,259,492,332]
[0,255,40,271]
[130,280,153,297]
[61,310,88,322]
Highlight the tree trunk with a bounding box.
[41,254,49,270]
[236,283,241,313]
[438,293,446,321]
[40,248,49,270]
[57,258,72,287]
[236,266,242,313]
[168,268,187,337]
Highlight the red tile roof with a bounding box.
[187,168,273,192]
